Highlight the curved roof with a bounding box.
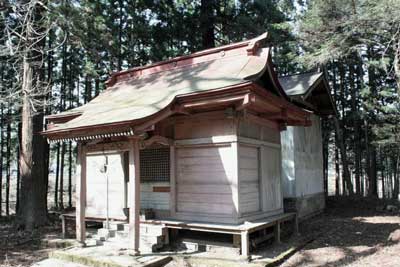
[48,48,269,133]
[279,72,323,96]
[279,72,336,115]
[44,33,310,141]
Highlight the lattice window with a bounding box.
[139,147,170,182]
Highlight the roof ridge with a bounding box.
[105,32,268,87]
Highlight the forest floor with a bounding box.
[0,198,400,267]
[0,214,63,267]
[279,197,400,267]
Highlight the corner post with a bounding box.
[169,145,176,217]
[129,138,141,255]
[241,230,249,258]
[274,221,281,244]
[76,143,87,245]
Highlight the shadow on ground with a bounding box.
[279,197,400,267]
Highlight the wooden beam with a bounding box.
[235,93,254,111]
[261,108,288,121]
[181,95,246,110]
[171,105,190,115]
[142,135,174,148]
[129,138,141,255]
[174,135,237,146]
[134,108,175,134]
[244,112,280,130]
[76,144,86,245]
[287,119,312,127]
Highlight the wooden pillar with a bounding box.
[274,221,281,244]
[233,234,241,247]
[294,214,299,234]
[232,142,240,219]
[61,215,66,239]
[76,143,86,244]
[241,231,249,257]
[169,145,176,217]
[129,138,141,255]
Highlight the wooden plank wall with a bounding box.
[237,117,283,220]
[85,149,171,220]
[293,114,324,197]
[172,111,238,223]
[137,182,170,214]
[238,145,260,214]
[260,145,282,212]
[175,145,236,217]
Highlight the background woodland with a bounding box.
[0,0,399,229]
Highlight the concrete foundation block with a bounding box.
[97,228,116,239]
[103,222,125,231]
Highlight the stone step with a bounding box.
[120,223,167,236]
[97,228,116,240]
[179,238,240,255]
[140,224,167,236]
[32,258,90,267]
[102,222,125,231]
[116,231,129,239]
[85,238,103,246]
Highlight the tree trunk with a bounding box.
[394,38,400,94]
[17,56,48,229]
[370,147,378,197]
[59,143,65,210]
[380,148,385,198]
[16,122,22,213]
[5,108,11,216]
[117,0,123,71]
[54,143,60,210]
[393,148,400,200]
[200,0,216,49]
[349,63,361,195]
[322,122,329,197]
[0,102,3,217]
[335,135,340,195]
[68,141,73,208]
[334,117,354,195]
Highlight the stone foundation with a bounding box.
[284,193,325,220]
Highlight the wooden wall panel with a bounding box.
[138,182,170,211]
[238,145,260,214]
[176,145,236,217]
[260,146,282,212]
[174,115,235,140]
[238,119,280,144]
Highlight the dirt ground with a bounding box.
[280,198,400,267]
[1,198,400,267]
[0,216,62,267]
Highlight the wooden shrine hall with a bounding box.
[43,33,311,257]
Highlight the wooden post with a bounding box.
[76,144,86,245]
[61,215,66,239]
[129,138,141,255]
[169,145,176,217]
[274,221,281,244]
[241,231,249,257]
[233,234,241,247]
[232,142,240,219]
[294,214,299,234]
